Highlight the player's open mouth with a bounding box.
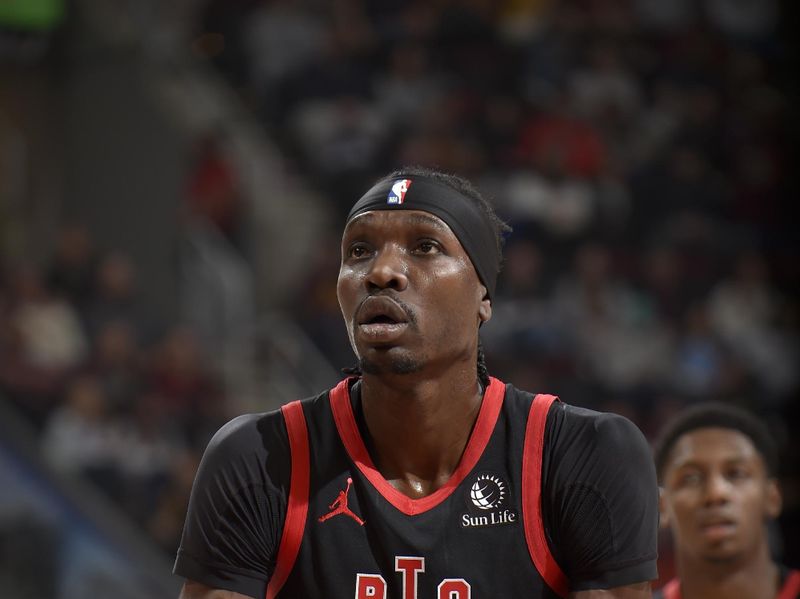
[356,297,410,343]
[357,315,409,342]
[358,320,408,337]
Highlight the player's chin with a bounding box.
[699,541,743,564]
[359,349,423,376]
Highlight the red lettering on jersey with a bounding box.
[395,556,425,599]
[437,579,471,599]
[356,557,473,598]
[355,573,387,599]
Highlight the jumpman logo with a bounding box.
[318,477,365,526]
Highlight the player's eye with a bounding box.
[727,467,751,481]
[678,471,703,487]
[414,240,441,255]
[347,243,371,259]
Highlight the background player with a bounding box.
[654,402,799,599]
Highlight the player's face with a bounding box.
[337,210,491,377]
[660,428,781,565]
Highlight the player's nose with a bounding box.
[365,245,408,292]
[703,472,732,505]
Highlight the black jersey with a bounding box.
[654,568,800,599]
[174,377,658,598]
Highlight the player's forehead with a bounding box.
[666,427,762,471]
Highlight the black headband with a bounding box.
[346,176,501,298]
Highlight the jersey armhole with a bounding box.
[522,393,569,598]
[265,400,310,599]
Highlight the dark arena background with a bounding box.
[0,1,797,596]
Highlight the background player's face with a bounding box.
[659,428,781,564]
[337,209,490,377]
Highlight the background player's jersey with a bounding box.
[175,376,658,598]
[653,569,800,599]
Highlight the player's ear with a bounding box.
[478,285,491,324]
[658,487,671,530]
[765,478,782,519]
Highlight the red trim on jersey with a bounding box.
[660,570,800,599]
[778,570,800,599]
[329,376,506,516]
[522,393,568,598]
[660,578,680,599]
[266,401,310,599]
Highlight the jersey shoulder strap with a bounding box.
[779,570,800,599]
[522,393,568,598]
[660,578,680,599]
[660,571,800,599]
[266,400,310,599]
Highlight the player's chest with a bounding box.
[283,446,544,596]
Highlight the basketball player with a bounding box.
[174,167,659,598]
[654,402,800,599]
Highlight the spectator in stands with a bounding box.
[709,250,798,398]
[374,42,444,128]
[116,391,187,525]
[243,0,325,102]
[83,251,151,341]
[84,319,142,412]
[147,326,227,446]
[185,133,243,247]
[8,263,88,372]
[41,375,123,500]
[553,242,672,393]
[46,223,97,311]
[671,301,728,397]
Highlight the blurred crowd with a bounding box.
[0,223,231,554]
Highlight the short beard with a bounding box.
[359,354,422,376]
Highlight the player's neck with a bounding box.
[360,367,484,498]
[677,543,778,599]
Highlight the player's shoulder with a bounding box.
[504,382,645,444]
[506,385,652,468]
[547,400,647,449]
[541,400,656,493]
[202,409,288,465]
[208,388,331,449]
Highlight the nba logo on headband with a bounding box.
[387,179,412,204]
